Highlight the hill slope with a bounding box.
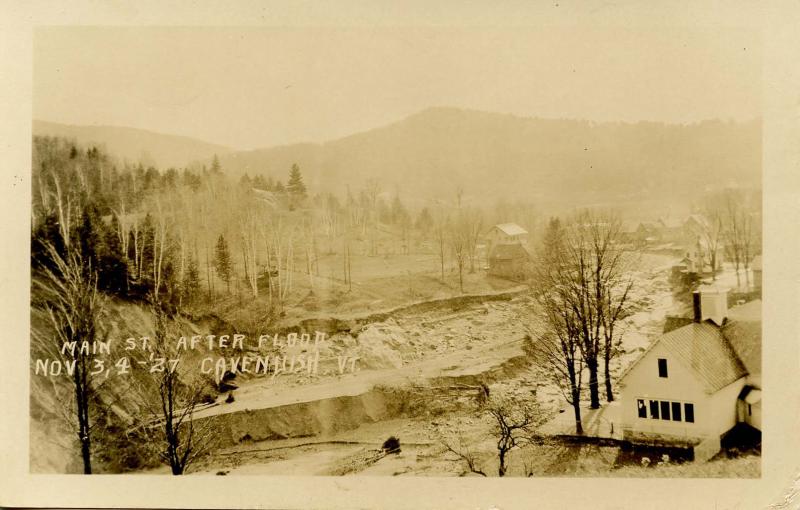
[217,107,761,208]
[33,120,233,170]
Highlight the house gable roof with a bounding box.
[659,322,747,393]
[620,300,760,395]
[722,299,762,379]
[619,321,747,394]
[492,223,528,236]
[685,214,710,231]
[659,217,684,229]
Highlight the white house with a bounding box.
[487,223,528,245]
[485,223,529,269]
[617,285,761,457]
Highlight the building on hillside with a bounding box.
[619,220,639,245]
[485,222,529,270]
[683,214,710,237]
[487,223,528,245]
[657,216,686,243]
[617,285,761,459]
[488,243,531,281]
[635,221,663,246]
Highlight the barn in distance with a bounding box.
[486,223,531,281]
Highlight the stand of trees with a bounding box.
[691,188,761,284]
[30,136,548,473]
[529,212,633,434]
[133,298,217,475]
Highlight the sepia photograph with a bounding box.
[27,24,766,479]
[2,3,799,509]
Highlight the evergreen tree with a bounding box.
[182,255,201,303]
[239,173,252,188]
[286,164,307,210]
[252,174,266,190]
[211,154,222,174]
[214,234,233,293]
[101,215,129,294]
[287,164,307,197]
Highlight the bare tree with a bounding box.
[717,189,758,289]
[135,299,216,475]
[239,205,260,298]
[483,391,540,476]
[534,212,632,409]
[434,209,448,282]
[34,243,103,474]
[464,207,484,273]
[585,213,634,403]
[449,216,468,293]
[530,217,584,433]
[438,429,488,477]
[697,211,724,280]
[151,198,170,296]
[437,388,541,477]
[363,179,381,256]
[740,211,756,286]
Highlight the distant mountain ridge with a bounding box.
[35,108,761,210]
[33,120,233,170]
[215,107,761,208]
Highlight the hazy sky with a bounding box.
[34,26,760,150]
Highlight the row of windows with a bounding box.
[637,399,694,423]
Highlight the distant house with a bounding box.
[657,216,686,244]
[488,243,531,281]
[619,220,639,244]
[682,237,706,274]
[487,223,528,245]
[485,223,529,270]
[635,221,663,245]
[676,214,725,275]
[683,214,710,236]
[617,285,761,459]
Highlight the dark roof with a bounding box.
[622,299,761,395]
[662,316,693,334]
[659,322,747,393]
[489,243,531,261]
[723,300,762,379]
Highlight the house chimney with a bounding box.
[692,292,702,322]
[692,285,729,325]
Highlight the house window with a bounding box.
[649,400,660,419]
[658,358,668,378]
[660,401,671,420]
[684,403,695,423]
[637,399,647,418]
[642,399,695,422]
[671,402,682,422]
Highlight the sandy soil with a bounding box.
[139,253,759,477]
[192,295,531,420]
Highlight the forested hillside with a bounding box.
[33,120,233,170]
[215,107,762,207]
